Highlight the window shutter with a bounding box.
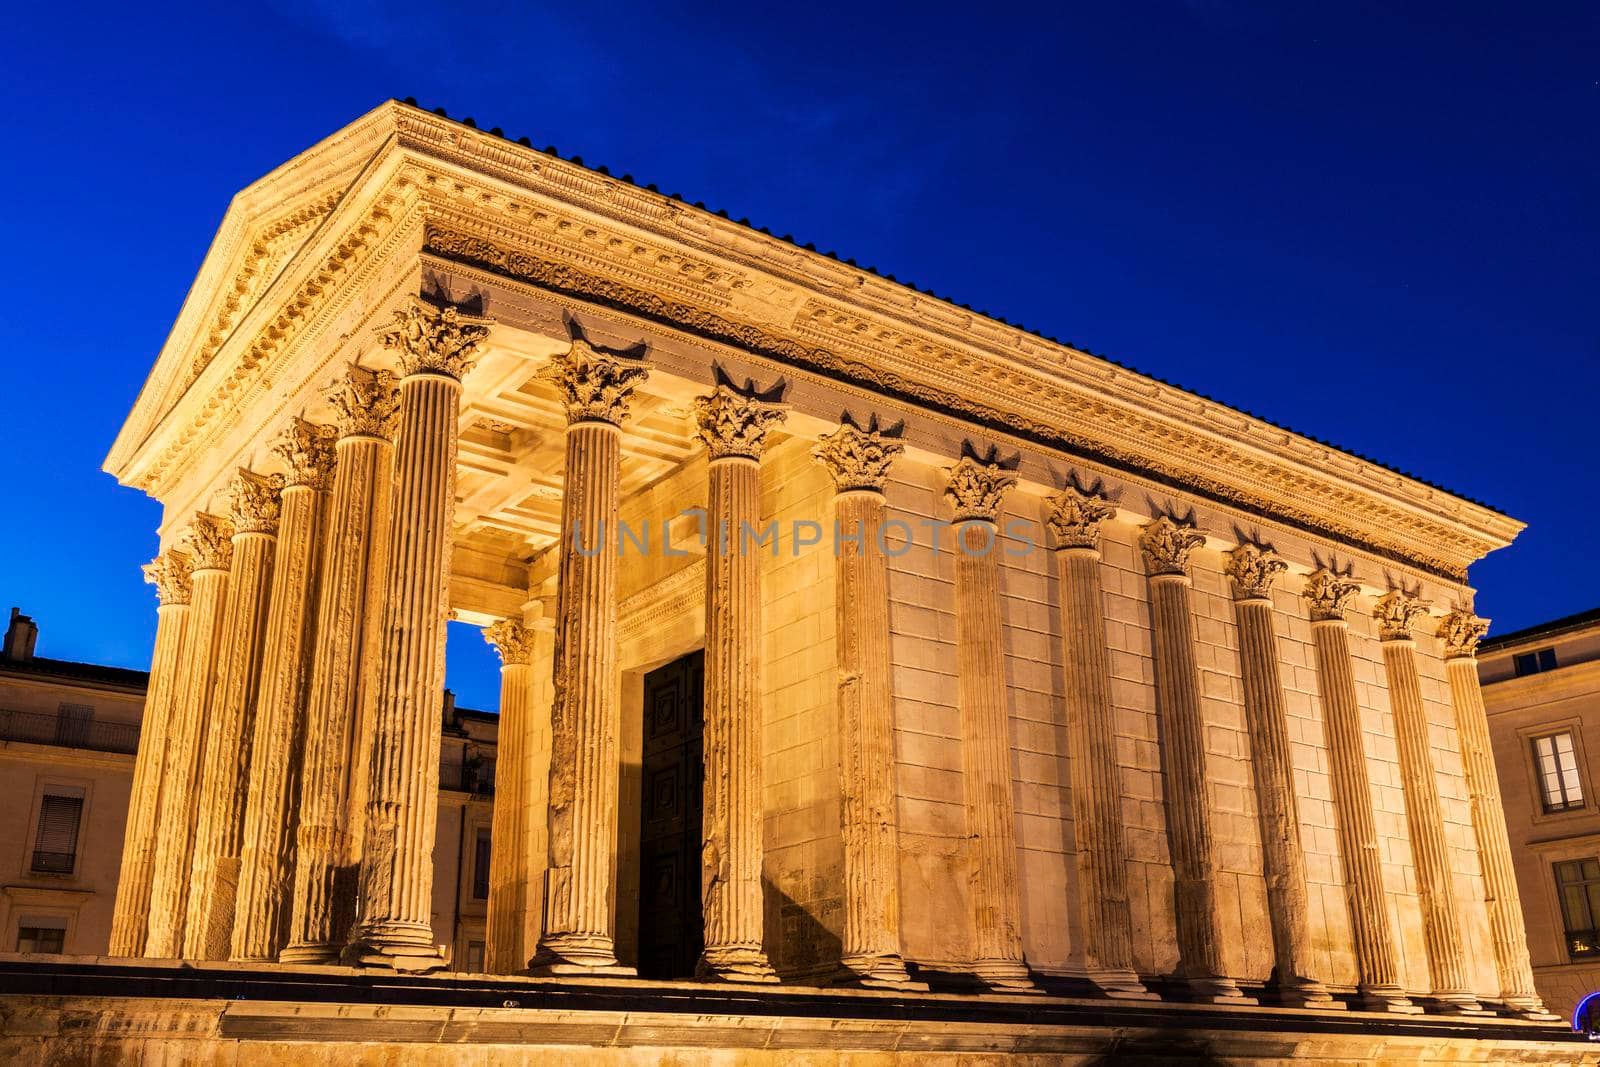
[34,794,84,862]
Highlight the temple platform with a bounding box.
[0,956,1591,1064]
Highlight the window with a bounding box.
[31,792,84,874]
[471,829,491,901]
[1557,859,1600,959]
[16,925,65,954]
[1514,648,1560,677]
[1533,732,1584,813]
[465,940,485,973]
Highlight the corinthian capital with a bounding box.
[228,469,284,535]
[483,619,533,666]
[945,443,1018,522]
[540,339,649,426]
[184,513,234,572]
[813,414,904,492]
[272,417,338,489]
[1303,570,1361,622]
[325,364,401,441]
[1044,484,1117,550]
[1374,590,1431,641]
[143,550,193,606]
[1225,543,1287,601]
[1438,609,1490,660]
[694,370,788,461]
[1139,516,1205,577]
[379,297,492,380]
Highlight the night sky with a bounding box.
[3,3,1594,712]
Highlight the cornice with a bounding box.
[107,102,1523,580]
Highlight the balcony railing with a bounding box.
[439,752,495,797]
[0,708,139,755]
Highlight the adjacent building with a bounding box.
[1481,606,1600,1019]
[0,607,499,969]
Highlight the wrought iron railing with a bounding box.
[439,751,495,797]
[0,708,139,755]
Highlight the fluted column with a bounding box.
[484,619,533,974]
[1375,591,1485,1013]
[1438,609,1549,1017]
[184,470,282,958]
[145,514,232,957]
[1139,517,1251,1004]
[345,298,490,972]
[283,366,400,963]
[109,550,192,957]
[531,340,647,974]
[694,371,785,983]
[230,419,336,961]
[946,446,1035,993]
[1303,571,1419,1013]
[1045,485,1150,999]
[1223,544,1332,1006]
[814,415,916,988]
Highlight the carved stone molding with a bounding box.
[694,384,788,461]
[482,619,533,666]
[1139,516,1205,577]
[1304,570,1362,622]
[184,513,234,572]
[1439,609,1491,660]
[1044,485,1117,551]
[325,365,401,441]
[1225,543,1288,601]
[379,297,492,380]
[540,339,649,426]
[1374,590,1431,642]
[143,550,194,606]
[813,415,904,493]
[945,454,1017,523]
[228,469,284,535]
[272,417,338,490]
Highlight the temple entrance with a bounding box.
[636,650,705,979]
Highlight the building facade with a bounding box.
[1480,607,1600,1020]
[0,607,498,969]
[11,100,1587,1060]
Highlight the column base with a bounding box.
[1270,974,1342,1009]
[277,943,344,966]
[832,953,928,991]
[1177,974,1257,1006]
[341,924,447,974]
[699,945,780,984]
[973,958,1044,995]
[1083,966,1159,1001]
[1355,985,1424,1014]
[1498,995,1559,1021]
[529,933,632,976]
[1425,991,1495,1016]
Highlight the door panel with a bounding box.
[637,651,705,979]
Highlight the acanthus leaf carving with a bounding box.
[378,296,492,380]
[1044,484,1117,550]
[540,338,649,426]
[1438,609,1490,660]
[694,374,788,461]
[184,513,235,571]
[325,364,401,441]
[229,468,284,534]
[1225,542,1288,601]
[1304,569,1362,622]
[812,413,904,493]
[483,619,533,666]
[143,549,193,606]
[1374,589,1432,641]
[1139,515,1206,577]
[945,443,1018,522]
[272,416,338,490]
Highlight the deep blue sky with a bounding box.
[2,3,1594,711]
